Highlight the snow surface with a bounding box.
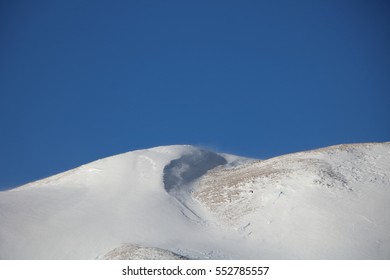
[0,143,389,259]
[100,244,188,260]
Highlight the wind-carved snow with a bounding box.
[193,142,390,259]
[0,143,389,259]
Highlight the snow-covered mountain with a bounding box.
[0,143,389,259]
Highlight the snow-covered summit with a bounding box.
[0,143,389,259]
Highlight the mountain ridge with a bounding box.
[0,142,389,259]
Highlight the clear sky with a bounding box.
[1,0,389,190]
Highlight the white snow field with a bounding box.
[0,143,389,259]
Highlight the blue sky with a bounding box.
[1,0,389,190]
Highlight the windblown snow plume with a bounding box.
[0,143,389,259]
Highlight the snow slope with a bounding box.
[0,143,389,259]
